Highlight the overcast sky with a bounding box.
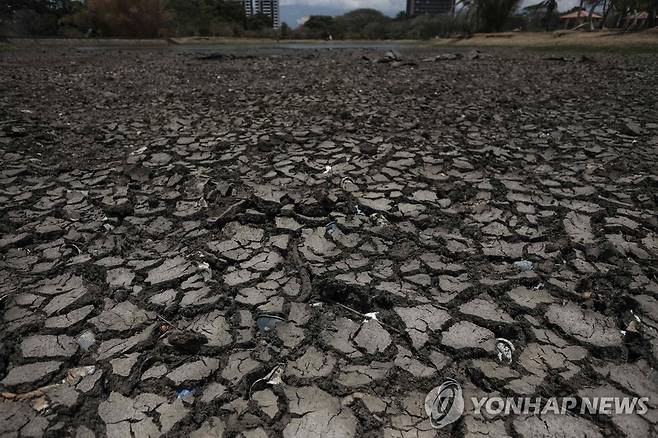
[280,0,404,26]
[281,0,404,12]
[280,0,580,27]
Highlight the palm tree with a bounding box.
[585,0,602,29]
[521,0,557,30]
[458,0,521,32]
[541,0,559,29]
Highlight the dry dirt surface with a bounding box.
[1,46,658,437]
[432,29,658,48]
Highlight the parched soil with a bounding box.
[432,29,658,49]
[1,46,658,437]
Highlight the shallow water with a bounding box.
[67,40,422,54]
[177,41,416,51]
[173,41,431,56]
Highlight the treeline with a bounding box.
[291,10,455,39]
[292,7,532,39]
[0,0,276,37]
[0,1,535,38]
[294,10,470,39]
[294,3,656,40]
[1,0,655,38]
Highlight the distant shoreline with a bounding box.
[2,30,657,51]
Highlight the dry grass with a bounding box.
[431,29,658,50]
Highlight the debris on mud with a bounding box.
[364,50,417,67]
[76,331,96,352]
[167,330,209,353]
[542,54,595,63]
[513,259,534,272]
[422,52,462,62]
[495,338,515,364]
[1,45,657,437]
[256,314,284,332]
[249,364,285,397]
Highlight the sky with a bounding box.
[280,0,405,27]
[280,0,580,27]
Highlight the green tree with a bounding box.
[245,12,272,30]
[1,0,79,36]
[395,10,409,20]
[362,20,389,39]
[465,0,521,31]
[334,8,390,38]
[523,0,559,30]
[65,0,170,37]
[166,0,201,35]
[301,15,336,39]
[166,0,244,36]
[279,21,290,39]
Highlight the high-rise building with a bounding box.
[406,0,453,16]
[243,0,280,28]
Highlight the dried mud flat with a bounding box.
[0,46,658,438]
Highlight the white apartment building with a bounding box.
[243,0,280,28]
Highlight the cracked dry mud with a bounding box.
[1,46,658,437]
